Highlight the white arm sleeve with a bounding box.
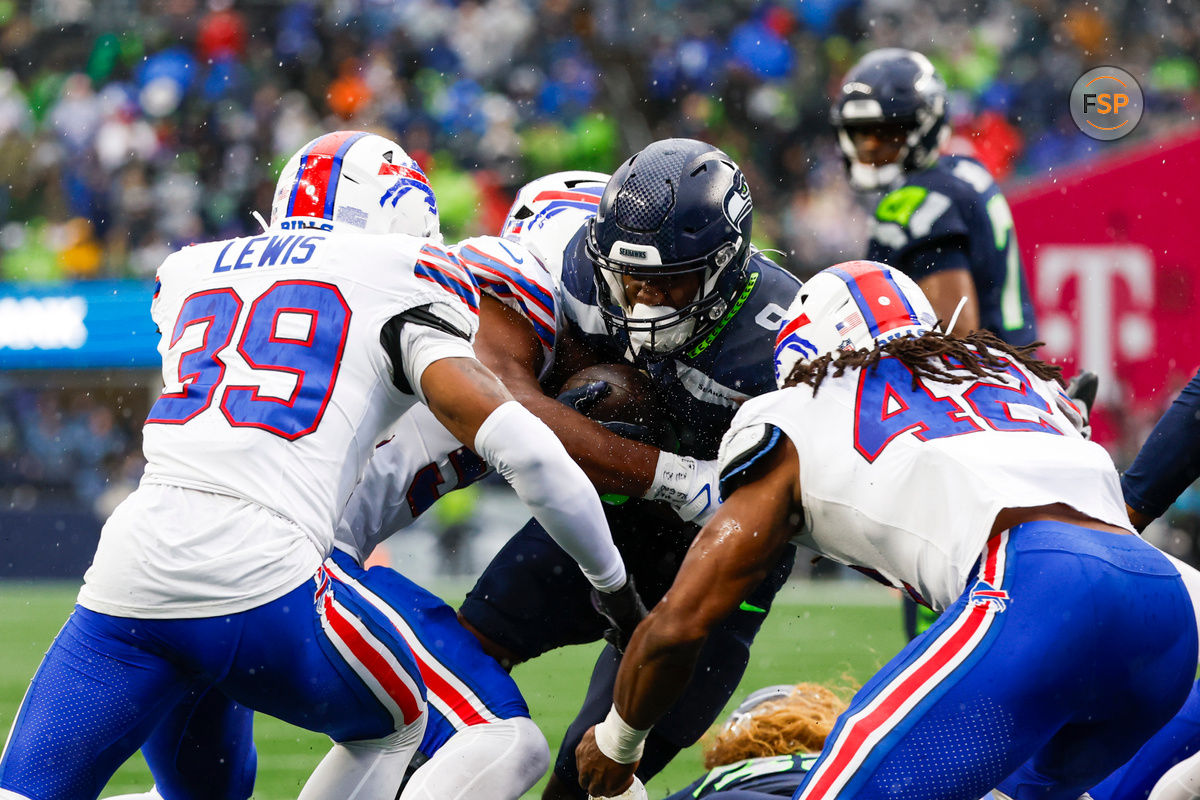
[474,401,627,592]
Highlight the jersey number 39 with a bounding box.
[147,281,351,440]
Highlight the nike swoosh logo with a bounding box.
[496,241,524,264]
[739,601,767,613]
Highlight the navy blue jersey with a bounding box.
[664,754,815,799]
[557,230,803,458]
[866,155,1037,347]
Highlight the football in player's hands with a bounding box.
[560,364,671,446]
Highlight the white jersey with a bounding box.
[720,354,1132,612]
[336,235,559,560]
[453,235,558,378]
[80,227,480,617]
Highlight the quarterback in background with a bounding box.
[0,130,630,800]
[577,261,1196,800]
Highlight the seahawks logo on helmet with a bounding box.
[723,172,752,232]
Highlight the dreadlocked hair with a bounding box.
[782,330,1062,395]
[702,683,849,768]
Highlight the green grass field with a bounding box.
[0,580,905,799]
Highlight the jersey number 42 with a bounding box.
[854,357,1064,462]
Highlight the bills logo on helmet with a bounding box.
[773,312,818,384]
[723,172,752,232]
[379,161,437,217]
[505,187,603,238]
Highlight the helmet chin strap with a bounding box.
[252,210,269,232]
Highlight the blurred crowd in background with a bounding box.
[1,0,1198,569]
[0,0,1196,282]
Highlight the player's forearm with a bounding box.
[474,400,627,592]
[611,612,708,730]
[1122,368,1200,523]
[506,387,660,495]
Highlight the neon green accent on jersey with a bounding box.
[601,493,630,505]
[986,193,1026,331]
[739,601,767,613]
[685,271,759,359]
[690,754,819,797]
[875,186,929,227]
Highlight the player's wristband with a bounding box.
[644,451,695,508]
[593,705,649,764]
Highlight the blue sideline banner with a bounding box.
[0,280,159,369]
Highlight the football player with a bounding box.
[456,138,805,799]
[577,260,1196,800]
[0,131,632,800]
[833,48,1037,347]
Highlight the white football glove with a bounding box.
[645,453,721,526]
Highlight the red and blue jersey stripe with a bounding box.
[456,243,555,350]
[286,131,370,221]
[415,245,481,315]
[828,261,920,339]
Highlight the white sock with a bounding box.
[298,716,426,800]
[399,717,549,800]
[102,792,164,800]
[1150,751,1200,800]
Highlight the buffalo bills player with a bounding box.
[457,138,804,799]
[577,260,1196,800]
[103,170,634,800]
[95,169,645,800]
[0,131,630,800]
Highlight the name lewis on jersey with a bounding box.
[212,234,325,273]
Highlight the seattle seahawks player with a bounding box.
[577,260,1196,800]
[833,48,1037,347]
[0,131,630,800]
[457,138,803,799]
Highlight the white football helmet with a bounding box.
[270,130,440,239]
[774,260,938,388]
[501,171,607,275]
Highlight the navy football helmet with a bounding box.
[831,48,949,190]
[585,138,753,360]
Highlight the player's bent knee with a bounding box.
[506,717,552,786]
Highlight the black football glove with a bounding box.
[557,380,610,415]
[591,576,649,654]
[1065,370,1099,440]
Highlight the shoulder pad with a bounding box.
[454,237,556,351]
[414,243,481,320]
[717,422,784,501]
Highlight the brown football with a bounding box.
[561,363,661,429]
